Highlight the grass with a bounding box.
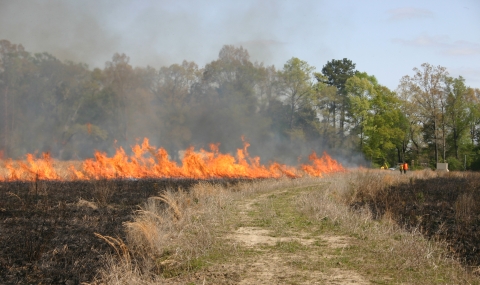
[296,170,480,284]
[93,171,480,284]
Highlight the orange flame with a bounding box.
[4,152,60,181]
[301,151,346,177]
[0,138,346,181]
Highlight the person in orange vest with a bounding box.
[403,162,408,174]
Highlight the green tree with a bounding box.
[397,76,422,165]
[467,88,480,146]
[278,57,316,133]
[347,73,407,166]
[346,73,376,149]
[444,76,470,159]
[312,78,337,148]
[319,58,356,136]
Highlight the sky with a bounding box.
[0,0,479,90]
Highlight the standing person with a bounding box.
[403,162,408,174]
[399,163,403,174]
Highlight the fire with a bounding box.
[300,151,346,177]
[0,138,346,181]
[3,152,60,181]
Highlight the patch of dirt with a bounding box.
[228,227,316,247]
[213,189,370,284]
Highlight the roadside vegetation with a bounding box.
[95,170,480,284]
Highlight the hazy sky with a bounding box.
[1,0,479,90]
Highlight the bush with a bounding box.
[446,157,463,171]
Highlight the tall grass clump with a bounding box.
[96,182,234,284]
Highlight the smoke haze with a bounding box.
[0,0,299,69]
[4,1,477,169]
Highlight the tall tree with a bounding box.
[104,53,137,143]
[347,73,407,166]
[278,57,315,131]
[190,45,269,152]
[312,79,338,147]
[0,40,31,157]
[402,63,449,165]
[345,73,376,149]
[444,76,470,159]
[152,60,199,157]
[468,88,480,146]
[319,58,356,136]
[396,76,424,164]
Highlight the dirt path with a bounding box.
[173,184,370,284]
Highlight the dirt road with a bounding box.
[168,183,370,284]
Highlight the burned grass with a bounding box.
[348,171,480,268]
[0,178,249,285]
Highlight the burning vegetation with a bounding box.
[0,138,345,182]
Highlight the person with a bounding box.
[399,163,403,174]
[403,162,408,174]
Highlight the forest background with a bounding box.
[1,39,480,170]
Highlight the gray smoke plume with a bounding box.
[0,0,309,69]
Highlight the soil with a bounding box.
[0,178,245,285]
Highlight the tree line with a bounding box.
[1,39,479,170]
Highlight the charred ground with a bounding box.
[352,174,480,267]
[0,178,247,285]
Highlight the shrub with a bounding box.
[446,157,463,171]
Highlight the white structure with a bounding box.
[436,163,449,172]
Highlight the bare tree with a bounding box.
[403,63,448,164]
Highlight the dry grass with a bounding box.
[95,182,235,284]
[93,171,480,284]
[94,178,317,284]
[296,170,479,283]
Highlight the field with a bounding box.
[1,170,480,284]
[351,170,480,267]
[0,178,253,284]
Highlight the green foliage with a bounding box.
[319,58,357,136]
[345,73,408,166]
[446,156,463,171]
[320,58,356,93]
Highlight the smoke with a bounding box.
[0,0,370,168]
[0,0,302,69]
[0,1,118,68]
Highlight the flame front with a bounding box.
[300,151,346,177]
[0,138,346,181]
